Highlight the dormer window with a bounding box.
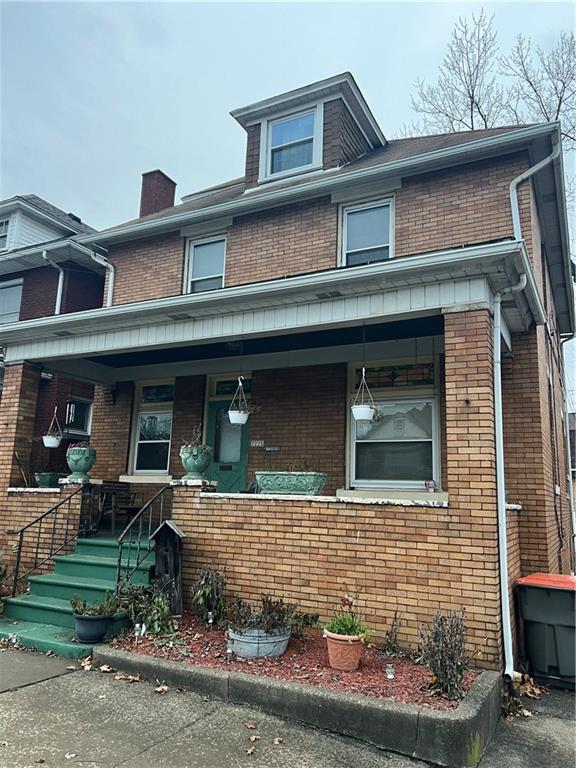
[0,219,9,250]
[261,105,323,181]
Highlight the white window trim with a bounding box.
[258,103,324,184]
[0,218,10,251]
[350,395,440,490]
[64,397,93,436]
[130,379,175,475]
[339,197,395,267]
[185,234,226,295]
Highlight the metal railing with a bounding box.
[8,486,85,596]
[115,486,171,593]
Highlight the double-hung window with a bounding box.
[0,219,9,250]
[187,236,225,294]
[0,279,22,324]
[342,199,393,267]
[352,398,437,489]
[65,398,93,437]
[268,110,316,175]
[133,382,174,473]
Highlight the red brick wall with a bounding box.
[244,124,261,188]
[61,268,104,313]
[169,376,206,476]
[246,365,347,494]
[90,382,134,479]
[322,98,371,168]
[225,197,338,287]
[173,486,502,668]
[0,363,41,488]
[17,263,104,320]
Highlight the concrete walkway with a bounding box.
[0,648,574,768]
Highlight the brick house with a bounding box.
[0,194,105,479]
[0,73,573,670]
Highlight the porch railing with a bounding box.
[115,485,171,593]
[7,486,85,596]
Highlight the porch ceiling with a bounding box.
[0,240,544,384]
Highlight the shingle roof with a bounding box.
[97,125,529,234]
[18,194,95,234]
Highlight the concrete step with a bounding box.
[28,573,117,603]
[75,538,156,560]
[3,594,129,633]
[0,618,91,658]
[53,553,154,584]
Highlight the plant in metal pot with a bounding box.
[179,425,214,480]
[191,567,226,628]
[65,441,97,482]
[324,595,369,671]
[227,595,297,658]
[71,591,119,644]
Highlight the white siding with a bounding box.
[11,211,67,249]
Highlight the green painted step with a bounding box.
[28,573,117,602]
[53,553,154,584]
[0,618,93,659]
[75,538,155,560]
[3,594,129,633]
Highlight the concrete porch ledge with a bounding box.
[198,490,450,508]
[94,646,501,768]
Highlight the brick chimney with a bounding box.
[139,170,176,217]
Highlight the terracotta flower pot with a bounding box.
[324,629,364,671]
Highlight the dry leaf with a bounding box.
[249,735,261,743]
[0,742,7,747]
[246,747,255,755]
[154,681,169,694]
[243,721,257,730]
[66,665,77,671]
[99,664,114,673]
[64,754,76,760]
[98,694,106,700]
[273,737,283,745]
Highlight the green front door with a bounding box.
[205,401,250,492]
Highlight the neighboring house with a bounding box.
[0,194,105,479]
[0,73,573,668]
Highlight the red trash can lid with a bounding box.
[516,572,576,591]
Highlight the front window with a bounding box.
[187,236,225,294]
[0,219,9,250]
[0,279,22,324]
[343,200,393,267]
[65,398,92,437]
[269,110,316,175]
[133,382,174,473]
[352,398,438,489]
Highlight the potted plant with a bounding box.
[351,367,376,422]
[227,595,295,658]
[42,406,63,448]
[71,591,120,644]
[324,595,369,671]
[65,441,97,482]
[228,403,258,425]
[255,463,327,495]
[34,471,64,488]
[180,425,214,480]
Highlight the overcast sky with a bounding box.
[1,1,573,230]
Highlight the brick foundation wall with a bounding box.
[173,487,502,669]
[246,365,347,494]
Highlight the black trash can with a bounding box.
[517,573,576,690]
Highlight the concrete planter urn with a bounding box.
[65,445,96,482]
[324,629,364,671]
[34,472,63,488]
[255,471,327,495]
[180,445,213,480]
[228,626,292,658]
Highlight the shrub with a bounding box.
[418,610,470,699]
[226,595,317,637]
[191,568,226,625]
[381,609,402,656]
[122,582,175,636]
[70,591,119,617]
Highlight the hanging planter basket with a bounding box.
[351,368,376,422]
[228,376,253,424]
[42,407,63,448]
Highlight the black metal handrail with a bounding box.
[7,486,85,596]
[115,485,171,593]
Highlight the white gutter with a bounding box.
[41,250,64,315]
[494,273,527,682]
[509,143,562,240]
[90,251,115,307]
[78,123,558,247]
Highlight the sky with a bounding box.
[1,0,574,230]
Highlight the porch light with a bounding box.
[228,376,250,424]
[351,368,376,421]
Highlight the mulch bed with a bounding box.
[113,614,477,710]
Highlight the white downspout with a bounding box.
[509,143,561,240]
[42,250,64,315]
[494,274,526,682]
[90,251,115,307]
